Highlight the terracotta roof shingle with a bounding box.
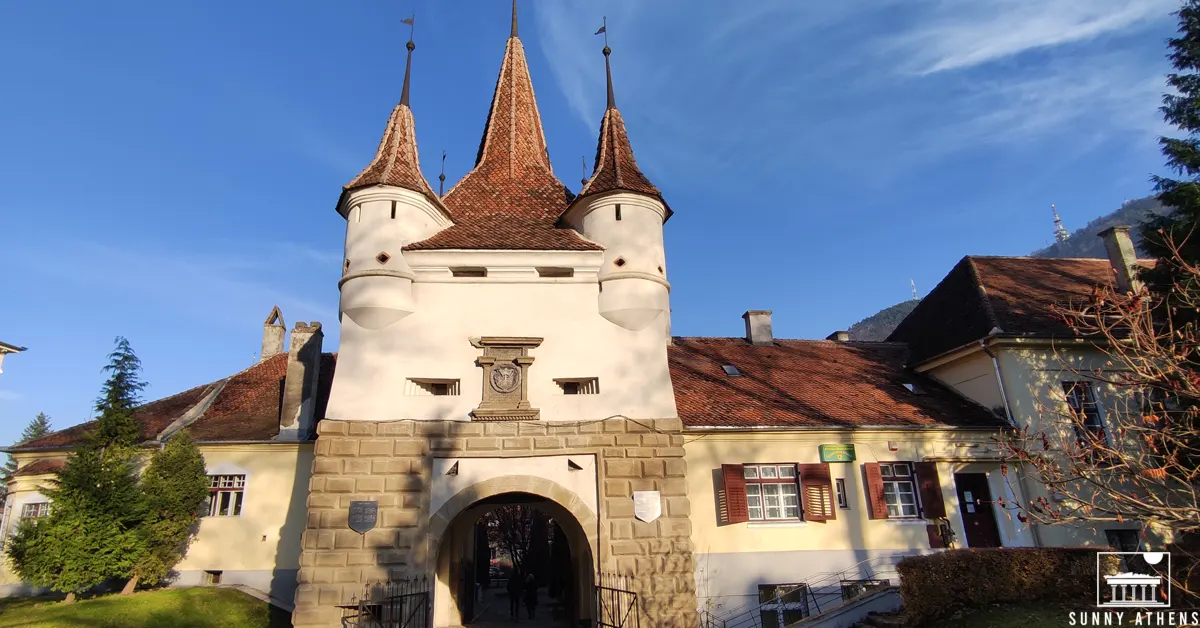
[13,459,65,477]
[405,35,600,252]
[888,256,1155,363]
[669,337,1003,429]
[12,353,339,451]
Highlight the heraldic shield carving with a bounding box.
[471,337,541,421]
[348,501,378,534]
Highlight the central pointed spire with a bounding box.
[511,0,518,38]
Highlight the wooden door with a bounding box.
[953,473,1002,548]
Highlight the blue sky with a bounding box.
[0,0,1180,443]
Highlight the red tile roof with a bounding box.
[404,36,600,252]
[341,101,448,217]
[668,337,1003,429]
[888,256,1155,363]
[12,353,338,451]
[13,459,65,477]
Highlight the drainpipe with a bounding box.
[981,337,1045,548]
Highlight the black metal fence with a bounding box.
[595,572,639,628]
[341,577,430,628]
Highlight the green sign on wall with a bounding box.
[819,444,856,463]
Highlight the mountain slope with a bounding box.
[1032,196,1167,259]
[847,300,919,341]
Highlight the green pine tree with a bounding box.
[3,413,52,480]
[125,430,209,592]
[1143,1,1200,285]
[6,338,149,601]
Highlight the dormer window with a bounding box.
[722,364,743,377]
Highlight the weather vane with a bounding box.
[401,11,415,41]
[595,16,608,46]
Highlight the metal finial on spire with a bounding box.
[911,279,919,301]
[581,155,588,187]
[439,151,447,197]
[596,17,615,109]
[511,0,518,38]
[400,13,416,107]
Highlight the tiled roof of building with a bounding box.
[341,42,449,216]
[12,353,337,451]
[888,256,1154,364]
[668,337,1003,429]
[570,49,669,217]
[13,459,65,477]
[404,34,600,252]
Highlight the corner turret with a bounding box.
[561,43,671,332]
[337,35,452,330]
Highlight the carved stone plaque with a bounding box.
[491,364,521,394]
[348,501,378,534]
[633,491,662,523]
[471,337,542,421]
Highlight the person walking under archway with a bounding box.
[524,572,538,620]
[506,571,523,621]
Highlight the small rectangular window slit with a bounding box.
[451,267,487,278]
[556,378,599,395]
[406,379,461,396]
[615,204,622,221]
[390,201,397,219]
[537,267,574,278]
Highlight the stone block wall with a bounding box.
[292,417,699,628]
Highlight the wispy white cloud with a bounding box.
[532,0,1174,181]
[888,0,1176,75]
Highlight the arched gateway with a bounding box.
[291,2,698,627]
[430,477,598,627]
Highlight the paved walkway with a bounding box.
[468,586,569,628]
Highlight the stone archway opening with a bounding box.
[432,490,596,628]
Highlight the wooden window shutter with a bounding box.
[721,464,750,524]
[863,463,888,519]
[914,462,946,519]
[797,463,835,522]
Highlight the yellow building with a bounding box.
[888,226,1157,553]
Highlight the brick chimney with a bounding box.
[1098,226,1143,294]
[280,322,323,439]
[743,310,773,345]
[261,306,285,362]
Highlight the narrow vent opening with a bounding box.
[406,379,461,396]
[615,204,622,221]
[556,378,600,395]
[537,267,575,278]
[614,258,626,267]
[390,200,397,219]
[451,267,487,278]
[376,252,391,264]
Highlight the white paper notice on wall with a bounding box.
[633,490,662,523]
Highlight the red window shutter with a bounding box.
[721,464,750,524]
[914,462,946,519]
[864,463,888,519]
[797,463,835,522]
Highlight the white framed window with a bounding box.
[879,463,918,518]
[835,478,849,509]
[20,502,50,520]
[205,475,246,517]
[743,464,800,520]
[758,583,810,627]
[1063,381,1106,445]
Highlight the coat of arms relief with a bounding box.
[470,337,541,421]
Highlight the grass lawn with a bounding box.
[0,587,292,628]
[926,602,1075,628]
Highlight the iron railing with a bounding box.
[595,572,640,628]
[341,577,430,628]
[699,556,899,628]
